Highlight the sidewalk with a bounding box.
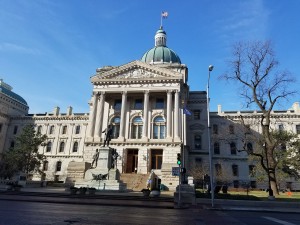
[1,186,299,213]
[196,198,300,213]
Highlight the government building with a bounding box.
[1,27,299,191]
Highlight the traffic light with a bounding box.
[177,153,181,165]
[181,167,186,173]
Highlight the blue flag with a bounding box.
[183,107,192,116]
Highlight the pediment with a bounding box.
[91,60,183,83]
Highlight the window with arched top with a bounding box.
[111,117,120,139]
[59,142,65,152]
[75,125,80,134]
[72,141,78,152]
[153,116,165,139]
[46,142,52,152]
[49,125,55,134]
[37,125,42,134]
[131,116,143,139]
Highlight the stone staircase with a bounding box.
[120,173,149,191]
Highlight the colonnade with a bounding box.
[88,90,182,140]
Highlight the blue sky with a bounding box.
[1,0,299,114]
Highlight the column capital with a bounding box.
[144,90,150,94]
[166,90,174,94]
[122,91,128,95]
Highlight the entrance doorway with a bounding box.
[126,149,138,173]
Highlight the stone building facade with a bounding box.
[1,27,299,191]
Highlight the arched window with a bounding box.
[75,125,81,134]
[214,142,220,154]
[46,142,52,152]
[49,125,55,134]
[59,142,65,152]
[56,161,62,171]
[111,117,120,139]
[72,141,78,152]
[131,116,143,139]
[37,125,42,134]
[62,125,67,134]
[153,116,165,139]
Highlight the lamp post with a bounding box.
[207,65,214,207]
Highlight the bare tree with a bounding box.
[221,41,297,195]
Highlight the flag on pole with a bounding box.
[161,11,168,19]
[183,107,192,116]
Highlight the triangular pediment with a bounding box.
[91,60,183,83]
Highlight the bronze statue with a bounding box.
[102,125,113,147]
[91,149,99,168]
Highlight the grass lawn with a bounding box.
[196,189,300,202]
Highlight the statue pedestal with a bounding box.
[74,147,125,191]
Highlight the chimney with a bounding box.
[67,106,73,116]
[217,104,222,114]
[292,102,300,113]
[53,106,60,116]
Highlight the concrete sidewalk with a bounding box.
[1,186,299,213]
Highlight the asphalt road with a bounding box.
[1,199,300,225]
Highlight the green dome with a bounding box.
[141,46,181,64]
[141,27,181,64]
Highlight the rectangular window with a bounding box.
[37,126,42,134]
[13,126,18,134]
[193,110,200,120]
[134,99,143,109]
[230,142,237,155]
[296,125,300,134]
[0,123,2,133]
[194,134,202,149]
[213,124,218,134]
[114,99,122,110]
[232,165,239,176]
[155,98,164,109]
[214,142,220,154]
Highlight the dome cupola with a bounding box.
[141,26,181,64]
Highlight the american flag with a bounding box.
[161,11,168,18]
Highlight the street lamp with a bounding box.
[207,65,214,207]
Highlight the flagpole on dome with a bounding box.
[161,11,168,28]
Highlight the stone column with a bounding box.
[166,90,173,139]
[142,90,149,139]
[119,91,127,140]
[94,92,105,138]
[174,90,180,140]
[88,93,98,137]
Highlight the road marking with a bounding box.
[263,216,296,225]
